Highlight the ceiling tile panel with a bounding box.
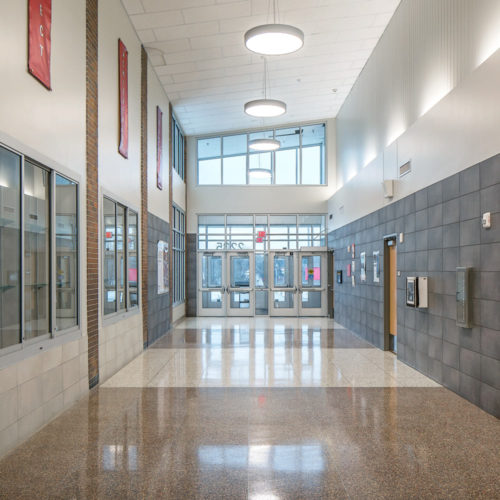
[123,0,401,135]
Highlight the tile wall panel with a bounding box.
[329,153,500,417]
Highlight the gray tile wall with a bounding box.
[147,213,171,345]
[329,153,500,417]
[186,233,197,316]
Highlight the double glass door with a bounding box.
[198,250,327,317]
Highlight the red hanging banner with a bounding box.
[156,106,163,189]
[28,0,52,90]
[118,39,129,158]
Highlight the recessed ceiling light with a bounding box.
[249,138,281,151]
[244,99,286,117]
[244,24,304,55]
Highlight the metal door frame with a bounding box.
[269,250,298,316]
[197,251,226,317]
[226,250,254,317]
[298,249,328,317]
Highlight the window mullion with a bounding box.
[125,209,129,310]
[20,155,25,343]
[50,171,56,335]
[114,202,118,314]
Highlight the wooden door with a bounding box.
[389,245,397,335]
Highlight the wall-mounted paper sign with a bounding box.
[157,240,169,294]
[360,252,366,282]
[28,0,52,89]
[373,251,380,283]
[347,264,351,277]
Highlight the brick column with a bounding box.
[86,0,99,388]
[140,46,149,347]
[169,104,173,313]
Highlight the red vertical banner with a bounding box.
[118,39,129,159]
[28,0,52,89]
[156,106,163,190]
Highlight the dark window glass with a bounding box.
[0,146,21,348]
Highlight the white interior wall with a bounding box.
[98,0,144,380]
[335,0,500,190]
[0,0,88,458]
[147,61,171,221]
[329,50,500,229]
[186,118,336,233]
[0,0,86,176]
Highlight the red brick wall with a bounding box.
[140,46,148,347]
[86,0,99,388]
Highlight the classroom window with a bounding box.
[103,197,138,316]
[0,143,79,353]
[172,205,185,305]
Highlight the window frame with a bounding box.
[0,141,80,360]
[172,204,186,306]
[172,113,185,181]
[196,123,326,186]
[197,213,327,251]
[101,195,140,319]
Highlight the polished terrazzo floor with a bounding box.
[1,318,499,499]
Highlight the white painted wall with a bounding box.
[0,0,88,458]
[98,0,145,380]
[147,61,171,221]
[186,119,336,233]
[99,0,142,208]
[0,0,86,176]
[329,50,500,230]
[335,0,500,189]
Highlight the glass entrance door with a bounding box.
[270,252,297,316]
[198,252,225,316]
[298,252,327,316]
[226,252,254,316]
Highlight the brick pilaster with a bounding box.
[140,46,148,347]
[169,104,174,313]
[86,0,99,388]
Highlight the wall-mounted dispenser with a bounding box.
[406,276,428,308]
[456,267,472,328]
[382,179,394,198]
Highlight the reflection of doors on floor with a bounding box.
[385,238,397,353]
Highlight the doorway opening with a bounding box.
[384,236,397,353]
[197,249,328,317]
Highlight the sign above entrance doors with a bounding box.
[28,0,52,89]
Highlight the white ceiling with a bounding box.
[122,0,401,136]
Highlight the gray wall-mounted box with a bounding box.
[456,267,472,328]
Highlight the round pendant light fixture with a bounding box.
[248,167,272,179]
[244,57,287,118]
[245,24,304,55]
[244,99,286,118]
[249,138,281,151]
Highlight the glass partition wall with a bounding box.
[0,144,79,353]
[197,214,327,317]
